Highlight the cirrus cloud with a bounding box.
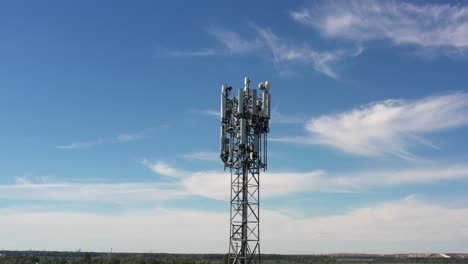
[166,25,362,79]
[292,1,468,51]
[273,92,468,159]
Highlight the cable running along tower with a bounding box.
[220,77,270,264]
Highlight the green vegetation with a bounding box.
[0,251,466,264]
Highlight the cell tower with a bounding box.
[220,76,270,264]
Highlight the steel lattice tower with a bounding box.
[220,77,270,264]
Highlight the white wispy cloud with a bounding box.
[331,165,468,189]
[207,27,262,54]
[165,49,218,57]
[274,92,468,159]
[181,151,219,162]
[182,164,468,200]
[57,127,156,150]
[182,170,327,200]
[165,28,261,57]
[1,197,467,253]
[0,180,184,204]
[141,159,188,178]
[271,106,307,124]
[167,25,361,78]
[15,175,54,185]
[273,196,468,252]
[56,138,104,149]
[291,1,468,51]
[15,176,32,185]
[254,26,363,79]
[6,162,468,204]
[189,108,220,118]
[116,128,154,142]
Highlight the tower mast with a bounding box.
[220,77,271,264]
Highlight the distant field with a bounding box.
[0,251,466,264]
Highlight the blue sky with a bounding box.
[1,0,468,254]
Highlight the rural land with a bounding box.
[0,251,467,264]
